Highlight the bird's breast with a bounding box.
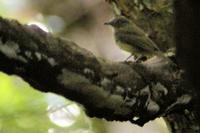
[116,39,140,55]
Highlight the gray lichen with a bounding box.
[147,99,160,114]
[83,68,95,77]
[152,82,168,100]
[115,85,125,94]
[100,77,112,88]
[35,52,42,61]
[0,40,27,63]
[25,51,33,59]
[47,57,57,66]
[165,94,192,115]
[57,68,90,86]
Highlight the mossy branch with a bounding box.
[0,17,194,127]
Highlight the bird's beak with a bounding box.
[104,22,111,25]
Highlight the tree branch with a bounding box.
[0,16,193,126]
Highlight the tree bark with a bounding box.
[173,0,200,132]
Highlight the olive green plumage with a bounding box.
[105,16,160,58]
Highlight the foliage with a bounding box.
[0,72,105,133]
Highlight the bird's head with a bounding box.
[104,16,131,29]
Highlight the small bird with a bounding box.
[105,16,161,61]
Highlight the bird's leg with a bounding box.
[125,55,146,63]
[125,54,133,62]
[134,55,147,63]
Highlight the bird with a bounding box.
[104,16,161,61]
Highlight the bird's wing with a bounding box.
[115,31,160,53]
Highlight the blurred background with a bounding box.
[0,0,170,132]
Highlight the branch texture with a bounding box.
[0,17,194,126]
